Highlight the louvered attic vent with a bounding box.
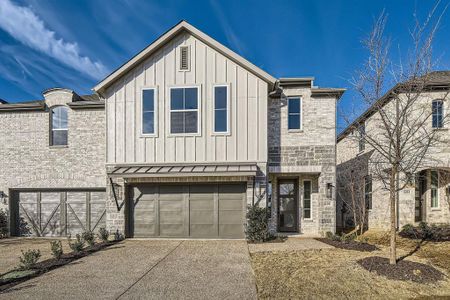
[180,46,189,71]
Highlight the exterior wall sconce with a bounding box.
[326,183,333,199]
[0,191,7,204]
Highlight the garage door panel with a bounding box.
[13,190,106,237]
[130,183,245,239]
[219,224,244,238]
[160,224,184,236]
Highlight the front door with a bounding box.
[278,180,298,232]
[415,172,426,222]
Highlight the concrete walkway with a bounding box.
[0,240,257,300]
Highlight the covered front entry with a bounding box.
[127,183,246,238]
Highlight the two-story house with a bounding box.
[336,71,450,231]
[0,21,344,238]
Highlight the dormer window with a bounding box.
[50,106,68,146]
[179,46,190,71]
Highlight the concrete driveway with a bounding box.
[0,240,257,300]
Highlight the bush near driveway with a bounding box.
[0,209,7,238]
[245,205,274,243]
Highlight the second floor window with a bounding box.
[288,97,301,130]
[358,123,365,152]
[170,87,199,134]
[142,89,156,135]
[214,85,229,133]
[50,106,68,146]
[432,100,443,128]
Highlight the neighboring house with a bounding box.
[336,71,450,231]
[0,21,344,238]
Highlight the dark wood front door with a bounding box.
[277,180,298,232]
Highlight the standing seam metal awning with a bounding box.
[107,164,258,178]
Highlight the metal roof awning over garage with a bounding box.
[107,163,258,178]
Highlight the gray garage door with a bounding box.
[128,183,246,238]
[10,189,106,237]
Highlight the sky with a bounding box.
[0,0,449,132]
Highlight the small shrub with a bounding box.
[0,209,8,238]
[245,205,274,243]
[97,228,109,243]
[114,229,124,241]
[19,249,41,270]
[68,234,85,253]
[50,240,63,259]
[325,231,334,239]
[82,231,96,247]
[400,223,450,241]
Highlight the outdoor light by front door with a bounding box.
[0,191,7,204]
[326,183,333,199]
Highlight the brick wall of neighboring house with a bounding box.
[337,89,450,231]
[267,86,337,235]
[0,90,106,233]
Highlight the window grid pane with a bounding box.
[214,86,228,132]
[303,181,311,218]
[432,101,443,128]
[431,171,439,207]
[142,89,155,134]
[288,98,301,130]
[170,87,199,134]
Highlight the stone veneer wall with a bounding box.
[0,91,106,234]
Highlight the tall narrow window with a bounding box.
[50,106,68,146]
[214,85,228,133]
[288,97,301,130]
[358,123,365,152]
[364,175,372,210]
[303,180,312,219]
[179,46,190,71]
[431,170,439,208]
[432,100,443,128]
[170,87,199,134]
[142,89,156,135]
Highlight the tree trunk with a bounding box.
[389,167,397,265]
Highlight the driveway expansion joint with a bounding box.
[115,240,183,300]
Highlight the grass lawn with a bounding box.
[250,234,450,299]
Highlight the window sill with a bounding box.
[49,145,68,149]
[212,132,231,136]
[303,219,313,222]
[432,127,448,131]
[167,133,202,138]
[288,129,303,133]
[431,208,441,211]
[140,133,158,138]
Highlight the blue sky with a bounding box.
[0,0,449,131]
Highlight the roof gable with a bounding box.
[93,20,276,94]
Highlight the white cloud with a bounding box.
[0,0,107,80]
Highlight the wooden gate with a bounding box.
[11,189,106,237]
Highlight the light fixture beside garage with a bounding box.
[0,191,6,204]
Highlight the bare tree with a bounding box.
[348,3,449,264]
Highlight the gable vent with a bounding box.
[180,46,190,71]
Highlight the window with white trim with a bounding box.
[142,89,156,135]
[288,97,301,130]
[50,106,68,146]
[431,170,439,208]
[213,85,228,133]
[303,180,312,219]
[432,100,443,128]
[170,87,199,134]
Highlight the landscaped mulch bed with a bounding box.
[0,241,120,292]
[316,238,378,252]
[357,256,445,283]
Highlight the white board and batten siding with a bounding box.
[105,32,268,165]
